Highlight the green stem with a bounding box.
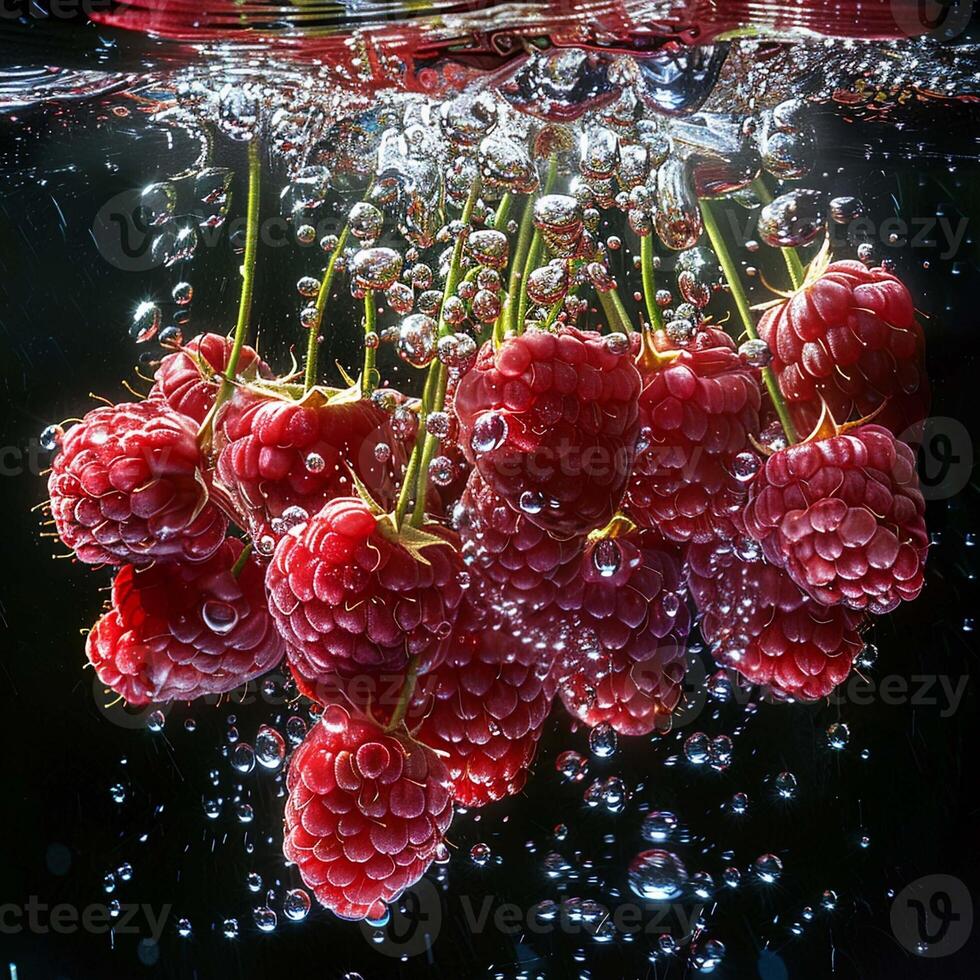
[515,155,559,334]
[215,139,261,412]
[639,233,665,332]
[492,193,512,230]
[304,224,351,391]
[700,197,800,445]
[602,281,634,334]
[385,656,419,732]
[542,297,564,330]
[497,196,536,344]
[752,177,805,290]
[230,541,253,578]
[394,177,482,528]
[361,291,376,397]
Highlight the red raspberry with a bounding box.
[148,332,272,425]
[266,497,464,682]
[86,538,284,704]
[412,626,556,807]
[557,534,690,735]
[744,424,928,614]
[757,259,928,437]
[456,471,583,619]
[625,327,761,544]
[284,705,453,921]
[686,540,865,699]
[47,400,227,566]
[453,326,642,537]
[214,385,406,548]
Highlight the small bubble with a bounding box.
[589,723,618,758]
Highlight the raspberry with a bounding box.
[557,533,691,735]
[453,326,641,537]
[214,384,406,548]
[413,626,556,807]
[86,538,284,704]
[456,471,583,619]
[48,400,227,566]
[757,259,929,437]
[284,705,453,921]
[625,327,761,543]
[744,424,928,614]
[148,332,272,425]
[686,540,864,699]
[266,497,464,682]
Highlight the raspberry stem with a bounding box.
[515,154,558,334]
[394,177,482,528]
[385,655,419,732]
[752,178,805,290]
[304,180,375,392]
[213,139,261,416]
[304,224,351,391]
[699,197,800,445]
[639,232,665,332]
[361,291,377,396]
[230,541,253,578]
[596,282,634,334]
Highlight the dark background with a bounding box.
[1,21,979,980]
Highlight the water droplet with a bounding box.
[774,770,798,800]
[202,600,239,635]
[753,853,784,884]
[556,749,588,783]
[146,710,166,733]
[589,723,618,758]
[826,722,850,751]
[349,201,384,241]
[470,842,492,866]
[131,301,161,343]
[628,849,688,901]
[684,731,710,765]
[230,742,255,774]
[283,888,311,921]
[470,411,508,454]
[397,313,438,368]
[758,189,826,248]
[255,725,286,770]
[40,424,64,451]
[253,906,277,933]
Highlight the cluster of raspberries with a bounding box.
[44,257,929,924]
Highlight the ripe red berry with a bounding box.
[413,625,556,807]
[757,259,928,437]
[48,400,227,566]
[456,471,583,619]
[266,497,464,682]
[284,705,453,921]
[86,538,284,704]
[686,540,865,700]
[557,534,690,735]
[744,424,928,614]
[453,326,641,537]
[214,385,406,549]
[625,327,761,544]
[148,332,272,424]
